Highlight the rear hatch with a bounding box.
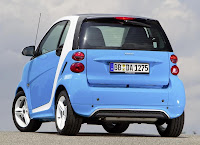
[79,17,172,88]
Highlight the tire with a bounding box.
[156,112,184,137]
[12,91,42,132]
[55,90,82,135]
[102,122,129,133]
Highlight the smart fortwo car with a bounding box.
[12,14,185,137]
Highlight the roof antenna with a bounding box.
[34,13,41,47]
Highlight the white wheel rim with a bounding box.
[15,96,30,127]
[56,96,67,130]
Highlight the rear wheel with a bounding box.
[12,91,42,132]
[102,122,129,133]
[55,90,82,135]
[156,112,184,137]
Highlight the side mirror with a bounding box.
[56,45,63,56]
[22,46,35,56]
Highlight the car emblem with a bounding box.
[125,53,134,55]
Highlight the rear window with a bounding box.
[78,19,172,51]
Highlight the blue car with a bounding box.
[12,14,185,137]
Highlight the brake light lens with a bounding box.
[170,55,178,63]
[171,65,179,75]
[72,52,85,61]
[115,17,135,21]
[70,63,84,73]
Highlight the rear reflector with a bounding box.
[171,65,179,75]
[72,52,85,61]
[115,17,135,21]
[170,55,178,63]
[70,63,84,73]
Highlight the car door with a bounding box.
[28,20,70,109]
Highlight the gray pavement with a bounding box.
[0,132,199,145]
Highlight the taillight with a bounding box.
[70,63,84,73]
[170,55,178,63]
[72,52,84,61]
[171,65,179,75]
[115,17,135,21]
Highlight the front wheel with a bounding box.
[12,91,42,132]
[102,122,129,134]
[55,90,82,135]
[156,112,184,137]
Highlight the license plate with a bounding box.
[110,62,149,74]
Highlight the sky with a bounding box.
[0,0,200,134]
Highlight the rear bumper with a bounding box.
[58,73,185,119]
[72,104,184,119]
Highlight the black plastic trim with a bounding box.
[91,110,169,119]
[61,62,67,74]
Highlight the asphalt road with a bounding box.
[0,132,199,145]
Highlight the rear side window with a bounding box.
[79,19,172,51]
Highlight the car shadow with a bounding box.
[36,132,187,138]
